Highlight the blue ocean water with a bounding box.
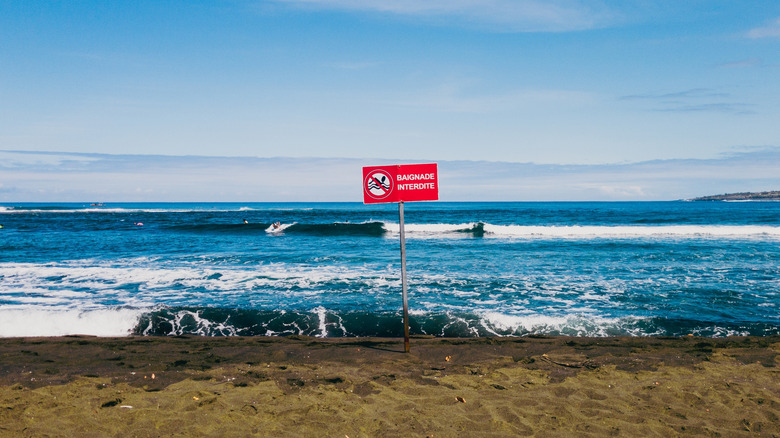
[1,202,778,338]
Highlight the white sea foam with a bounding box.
[477,311,654,337]
[0,206,277,214]
[265,222,296,233]
[0,208,170,214]
[482,224,780,239]
[151,309,242,336]
[378,222,780,239]
[311,306,351,337]
[0,308,146,337]
[0,260,402,310]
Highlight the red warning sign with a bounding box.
[362,163,438,204]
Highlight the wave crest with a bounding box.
[132,307,778,338]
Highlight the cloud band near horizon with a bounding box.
[1,149,779,202]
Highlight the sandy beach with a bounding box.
[0,335,777,436]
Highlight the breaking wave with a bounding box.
[130,307,780,338]
[3,306,761,338]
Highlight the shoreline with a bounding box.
[1,335,778,436]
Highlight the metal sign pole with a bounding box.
[399,201,410,353]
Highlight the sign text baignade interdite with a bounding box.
[362,163,438,204]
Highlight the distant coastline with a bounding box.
[688,190,780,201]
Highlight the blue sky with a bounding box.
[1,1,779,201]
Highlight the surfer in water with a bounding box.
[243,219,249,224]
[265,221,285,233]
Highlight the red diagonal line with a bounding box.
[372,176,387,192]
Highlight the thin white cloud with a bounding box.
[0,150,101,169]
[273,0,614,32]
[656,103,754,115]
[621,88,729,100]
[328,61,382,70]
[747,17,780,38]
[385,83,594,113]
[620,88,752,114]
[590,184,646,198]
[718,58,763,68]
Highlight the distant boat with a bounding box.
[90,203,106,207]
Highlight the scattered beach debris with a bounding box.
[455,396,466,403]
[540,353,599,369]
[445,356,452,362]
[101,398,122,408]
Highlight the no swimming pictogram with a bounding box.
[364,169,394,201]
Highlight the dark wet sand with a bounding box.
[1,335,778,437]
